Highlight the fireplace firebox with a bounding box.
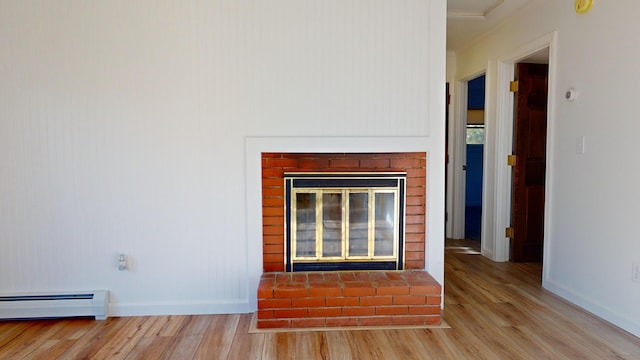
[284,172,406,272]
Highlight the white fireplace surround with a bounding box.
[244,136,445,310]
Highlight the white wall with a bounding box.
[0,0,446,315]
[455,0,640,337]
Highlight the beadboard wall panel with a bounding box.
[0,0,445,315]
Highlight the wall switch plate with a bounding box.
[633,262,640,283]
[576,136,586,154]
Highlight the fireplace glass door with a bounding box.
[284,173,406,272]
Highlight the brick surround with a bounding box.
[259,152,440,329]
[261,152,427,272]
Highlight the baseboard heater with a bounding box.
[0,290,109,320]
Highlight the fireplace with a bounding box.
[257,153,441,329]
[284,172,406,272]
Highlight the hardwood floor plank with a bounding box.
[442,275,469,305]
[397,329,449,360]
[31,339,78,360]
[159,334,204,360]
[375,329,432,360]
[264,332,297,359]
[440,308,508,359]
[1,239,639,359]
[293,331,329,360]
[366,330,410,359]
[512,325,585,360]
[6,320,68,360]
[488,325,547,360]
[146,315,189,338]
[323,330,354,360]
[123,336,173,360]
[513,280,638,355]
[226,313,265,359]
[0,321,31,348]
[156,315,212,360]
[482,301,539,327]
[51,318,97,341]
[193,314,240,360]
[56,317,131,359]
[25,319,100,359]
[91,316,153,360]
[0,320,50,356]
[342,331,388,359]
[431,328,486,359]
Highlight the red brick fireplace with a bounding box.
[257,153,442,328]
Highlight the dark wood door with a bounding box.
[445,83,450,226]
[510,63,548,262]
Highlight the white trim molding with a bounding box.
[492,31,558,263]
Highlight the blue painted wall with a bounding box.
[467,75,485,110]
[465,75,485,239]
[465,144,483,206]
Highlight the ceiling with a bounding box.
[447,0,537,51]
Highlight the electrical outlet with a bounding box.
[633,262,640,283]
[118,254,128,271]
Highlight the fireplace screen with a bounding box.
[284,173,406,272]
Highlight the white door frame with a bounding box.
[451,72,486,241]
[451,78,467,240]
[490,31,557,264]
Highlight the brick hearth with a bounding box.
[257,270,441,329]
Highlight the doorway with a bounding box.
[510,62,548,262]
[450,33,556,272]
[490,36,554,267]
[465,75,485,242]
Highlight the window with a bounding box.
[466,124,485,145]
[291,189,398,261]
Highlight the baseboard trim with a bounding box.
[543,278,640,338]
[109,300,250,317]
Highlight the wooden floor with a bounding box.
[2,239,640,359]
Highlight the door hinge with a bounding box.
[505,227,515,239]
[507,154,517,166]
[510,81,519,93]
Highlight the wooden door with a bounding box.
[510,63,548,262]
[445,83,450,226]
